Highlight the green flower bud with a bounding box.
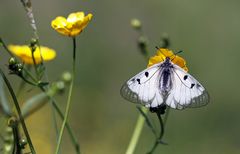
[20,138,27,149]
[131,18,142,30]
[56,81,65,91]
[62,71,72,83]
[9,57,17,65]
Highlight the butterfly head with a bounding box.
[165,57,171,62]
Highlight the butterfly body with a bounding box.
[159,57,173,95]
[121,57,209,110]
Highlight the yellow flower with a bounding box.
[8,45,56,64]
[51,12,93,37]
[148,48,188,72]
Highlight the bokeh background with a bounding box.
[1,0,240,154]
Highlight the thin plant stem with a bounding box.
[20,0,39,40]
[0,38,14,57]
[30,48,40,79]
[40,87,80,154]
[55,37,77,154]
[147,112,165,154]
[125,106,148,154]
[11,121,22,154]
[19,76,38,86]
[136,106,157,137]
[52,98,80,154]
[50,101,59,142]
[163,107,170,125]
[0,69,36,154]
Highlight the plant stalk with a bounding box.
[55,37,77,154]
[0,69,36,154]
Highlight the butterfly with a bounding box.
[120,52,209,110]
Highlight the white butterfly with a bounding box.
[120,57,209,110]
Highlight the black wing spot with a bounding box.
[145,72,149,77]
[190,83,195,89]
[183,75,188,80]
[131,78,135,81]
[136,78,141,84]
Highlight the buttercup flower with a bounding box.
[51,12,93,37]
[148,48,188,72]
[8,45,56,64]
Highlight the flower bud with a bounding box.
[138,36,148,56]
[20,138,27,149]
[131,18,142,30]
[62,72,72,83]
[56,81,65,92]
[9,57,17,65]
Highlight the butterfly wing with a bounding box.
[120,63,164,108]
[166,64,210,109]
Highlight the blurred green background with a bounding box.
[1,0,240,154]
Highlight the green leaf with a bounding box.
[21,92,49,118]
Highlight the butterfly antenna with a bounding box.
[170,50,183,61]
[175,50,183,55]
[155,46,165,61]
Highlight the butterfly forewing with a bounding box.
[165,64,209,109]
[120,63,164,107]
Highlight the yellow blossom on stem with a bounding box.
[148,48,188,72]
[8,45,56,64]
[51,12,93,37]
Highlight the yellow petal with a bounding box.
[51,17,71,36]
[8,45,56,64]
[67,12,85,24]
[147,55,164,67]
[147,48,188,72]
[51,11,93,37]
[156,48,174,58]
[51,16,67,29]
[75,13,93,30]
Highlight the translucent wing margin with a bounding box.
[120,63,164,107]
[166,64,210,109]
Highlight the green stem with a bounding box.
[0,37,14,57]
[52,98,80,154]
[22,67,38,83]
[125,106,148,154]
[19,76,38,86]
[30,48,40,79]
[147,112,165,154]
[0,69,36,154]
[40,86,80,154]
[163,107,170,125]
[11,120,22,154]
[50,101,59,142]
[55,37,77,154]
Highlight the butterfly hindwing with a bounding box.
[166,64,209,109]
[120,63,164,107]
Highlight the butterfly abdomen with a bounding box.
[159,67,173,95]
